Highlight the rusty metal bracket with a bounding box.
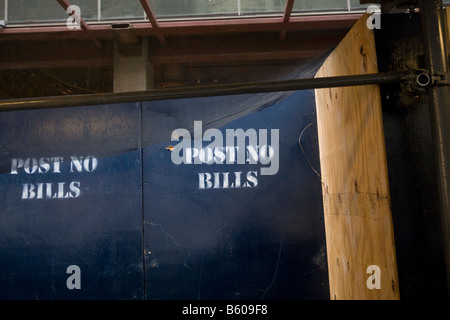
[431,72,450,86]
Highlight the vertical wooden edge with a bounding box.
[314,13,400,300]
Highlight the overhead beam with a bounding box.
[136,13,360,36]
[139,0,166,45]
[0,30,346,70]
[280,0,295,41]
[150,31,346,64]
[0,14,361,42]
[55,0,102,48]
[0,41,113,70]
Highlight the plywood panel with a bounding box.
[314,14,400,300]
[142,91,329,299]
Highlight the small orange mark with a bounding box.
[165,146,175,151]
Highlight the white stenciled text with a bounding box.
[170,121,279,190]
[10,156,98,200]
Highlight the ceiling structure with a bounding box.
[0,1,387,99]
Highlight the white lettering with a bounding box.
[366,5,381,30]
[66,5,81,30]
[171,128,192,165]
[10,158,23,174]
[66,265,81,290]
[70,156,98,173]
[22,183,35,200]
[21,182,82,200]
[225,128,257,165]
[204,127,223,165]
[69,181,81,198]
[182,304,216,317]
[38,158,50,173]
[13,155,95,200]
[198,171,258,190]
[260,129,279,176]
[366,265,381,289]
[51,157,63,173]
[24,158,38,174]
[193,121,203,165]
[169,121,280,177]
[246,171,258,188]
[10,157,64,174]
[198,172,212,189]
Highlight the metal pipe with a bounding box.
[418,0,450,298]
[0,71,411,112]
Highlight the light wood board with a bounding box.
[314,13,400,300]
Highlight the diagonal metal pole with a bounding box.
[0,70,412,112]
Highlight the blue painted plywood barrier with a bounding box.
[142,90,328,299]
[0,103,143,299]
[0,91,328,299]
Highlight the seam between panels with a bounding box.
[139,101,146,300]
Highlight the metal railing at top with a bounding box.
[0,0,374,26]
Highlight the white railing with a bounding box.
[0,0,412,27]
